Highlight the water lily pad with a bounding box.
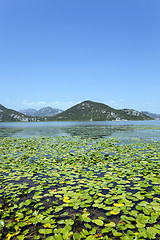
[113,203,124,207]
[92,219,104,226]
[39,228,52,235]
[105,222,116,227]
[136,222,145,228]
[1,136,160,240]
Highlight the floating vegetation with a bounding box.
[0,136,160,239]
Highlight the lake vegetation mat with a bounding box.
[0,136,160,240]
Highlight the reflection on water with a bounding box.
[12,127,69,138]
[0,121,160,141]
[63,125,130,138]
[0,128,23,138]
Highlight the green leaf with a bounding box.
[53,233,63,240]
[25,199,32,206]
[92,219,104,226]
[112,230,122,237]
[136,222,145,228]
[46,237,54,240]
[105,222,116,227]
[54,206,63,212]
[84,223,91,229]
[65,219,74,225]
[33,234,40,239]
[0,220,5,227]
[86,236,95,240]
[73,232,81,240]
[17,222,27,227]
[16,212,24,219]
[147,227,157,238]
[125,223,135,229]
[89,227,96,235]
[120,235,133,240]
[17,235,25,240]
[39,228,52,235]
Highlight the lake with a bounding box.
[1,121,160,239]
[1,120,160,141]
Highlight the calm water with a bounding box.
[1,120,160,141]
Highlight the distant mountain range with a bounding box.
[19,107,63,117]
[0,101,155,122]
[141,111,160,120]
[0,104,42,122]
[51,100,152,121]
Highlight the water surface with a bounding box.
[1,120,160,141]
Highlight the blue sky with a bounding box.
[0,0,160,113]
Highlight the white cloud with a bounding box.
[108,99,128,109]
[109,100,119,107]
[22,100,46,108]
[22,100,76,110]
[51,101,76,110]
[110,100,116,104]
[48,101,61,106]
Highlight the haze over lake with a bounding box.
[1,120,160,141]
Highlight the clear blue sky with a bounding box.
[0,0,160,113]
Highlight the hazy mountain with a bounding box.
[35,107,63,117]
[141,111,160,120]
[19,109,37,116]
[0,104,42,122]
[52,100,152,121]
[19,107,63,117]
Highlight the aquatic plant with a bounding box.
[0,136,160,239]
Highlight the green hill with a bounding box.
[0,104,43,122]
[52,100,152,121]
[0,101,153,122]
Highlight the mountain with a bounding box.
[52,100,152,121]
[35,107,63,117]
[0,101,153,122]
[19,109,37,116]
[0,104,42,122]
[19,107,63,117]
[141,111,160,120]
